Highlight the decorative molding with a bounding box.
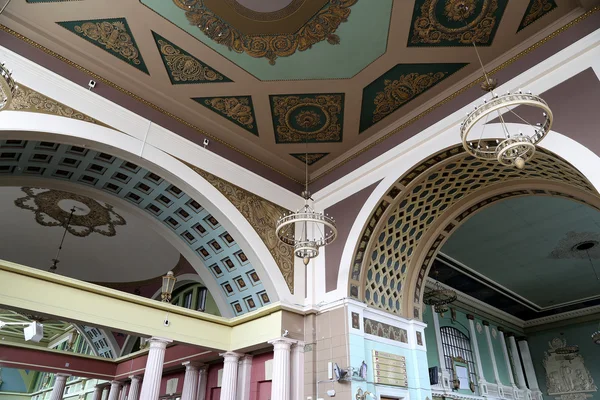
[192,96,258,136]
[543,337,597,398]
[57,18,148,74]
[172,0,358,65]
[519,0,558,32]
[363,317,408,343]
[183,163,294,293]
[289,153,329,166]
[152,32,231,84]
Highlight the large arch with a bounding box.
[341,128,600,320]
[0,111,292,317]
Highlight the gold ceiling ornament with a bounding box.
[157,39,224,82]
[174,0,358,65]
[15,187,126,238]
[0,62,17,111]
[458,3,553,169]
[204,97,255,129]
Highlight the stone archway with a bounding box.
[348,143,600,320]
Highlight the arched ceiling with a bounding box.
[0,0,584,182]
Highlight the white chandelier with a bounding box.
[459,7,552,169]
[276,152,337,266]
[0,62,17,111]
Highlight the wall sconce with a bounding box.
[161,271,177,302]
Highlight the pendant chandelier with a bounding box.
[458,6,552,169]
[424,271,457,313]
[0,62,17,111]
[275,145,337,266]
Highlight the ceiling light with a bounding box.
[0,62,17,111]
[554,333,579,360]
[458,5,552,169]
[161,271,177,302]
[275,145,337,266]
[424,272,457,313]
[49,207,78,273]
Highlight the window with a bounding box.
[440,326,478,387]
[172,283,208,312]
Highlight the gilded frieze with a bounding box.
[518,0,558,31]
[290,153,330,166]
[184,164,295,293]
[8,85,107,127]
[270,94,344,144]
[363,317,408,343]
[193,96,258,136]
[408,0,508,47]
[172,0,358,65]
[360,63,466,133]
[152,32,231,84]
[58,18,148,74]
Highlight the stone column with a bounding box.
[236,356,253,400]
[432,307,452,389]
[139,337,173,400]
[483,321,501,385]
[92,385,105,400]
[107,381,122,400]
[181,362,201,400]
[497,328,516,387]
[507,335,527,389]
[49,374,70,400]
[102,386,109,400]
[518,339,540,390]
[128,376,142,400]
[269,338,295,400]
[467,315,487,392]
[290,342,305,400]
[219,352,243,400]
[119,383,129,400]
[197,365,208,400]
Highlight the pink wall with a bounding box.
[205,363,224,400]
[159,370,186,396]
[249,352,273,400]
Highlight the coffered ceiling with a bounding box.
[0,0,582,182]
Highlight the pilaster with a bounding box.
[507,335,527,390]
[290,341,305,400]
[181,361,201,400]
[483,322,501,385]
[467,315,488,394]
[432,307,452,390]
[197,365,209,400]
[517,339,540,390]
[497,328,516,389]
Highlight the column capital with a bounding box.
[128,375,142,381]
[498,327,505,333]
[110,381,123,386]
[466,314,475,320]
[482,320,490,326]
[240,355,253,364]
[268,337,296,349]
[148,337,173,347]
[55,373,71,378]
[182,361,203,370]
[506,332,515,338]
[219,351,244,363]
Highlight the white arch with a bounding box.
[0,112,294,310]
[332,125,600,301]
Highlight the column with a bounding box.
[102,386,109,400]
[518,339,540,390]
[139,337,173,400]
[269,338,294,400]
[290,342,305,400]
[467,315,487,390]
[507,335,527,389]
[219,352,243,400]
[128,375,142,400]
[181,362,201,400]
[236,356,253,400]
[49,374,70,400]
[107,381,122,400]
[432,307,452,389]
[92,385,105,400]
[197,365,208,400]
[483,322,501,385]
[119,383,129,400]
[497,329,516,387]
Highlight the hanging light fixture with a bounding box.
[275,142,337,266]
[0,62,17,112]
[161,271,177,302]
[592,322,600,345]
[424,271,457,313]
[49,207,77,273]
[554,333,579,360]
[458,5,552,169]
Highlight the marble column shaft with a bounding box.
[483,324,501,385]
[49,374,70,400]
[236,356,253,400]
[181,362,201,400]
[507,336,527,389]
[128,376,142,400]
[498,331,516,386]
[269,338,295,400]
[119,383,129,400]
[107,381,122,400]
[290,342,305,400]
[518,339,540,390]
[139,337,172,400]
[219,352,243,400]
[197,366,208,400]
[92,385,105,400]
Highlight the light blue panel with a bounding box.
[490,324,511,386]
[0,368,27,392]
[527,321,600,400]
[475,317,496,383]
[423,306,440,369]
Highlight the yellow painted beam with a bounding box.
[0,260,284,351]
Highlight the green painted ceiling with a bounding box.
[442,196,600,310]
[140,0,393,80]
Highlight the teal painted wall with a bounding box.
[0,368,27,393]
[527,320,600,400]
[423,305,440,369]
[474,317,496,383]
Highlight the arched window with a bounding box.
[171,283,207,312]
[440,326,478,386]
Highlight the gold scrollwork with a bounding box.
[74,20,142,65]
[205,97,255,129]
[521,0,556,30]
[373,72,447,123]
[173,0,358,65]
[158,39,224,82]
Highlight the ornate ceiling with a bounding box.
[0,0,581,182]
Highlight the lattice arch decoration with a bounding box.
[349,143,600,320]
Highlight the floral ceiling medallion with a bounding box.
[173,0,358,65]
[15,188,126,237]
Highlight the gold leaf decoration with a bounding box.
[185,163,295,293]
[173,0,358,65]
[205,97,255,129]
